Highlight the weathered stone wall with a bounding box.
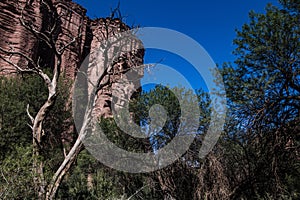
[0,0,144,119]
[53,0,89,79]
[0,0,43,74]
[87,18,144,118]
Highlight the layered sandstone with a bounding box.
[0,0,43,74]
[0,0,144,118]
[87,18,144,117]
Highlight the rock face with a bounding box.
[0,0,43,74]
[0,0,144,118]
[87,18,144,118]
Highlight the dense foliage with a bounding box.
[0,75,71,198]
[221,0,300,198]
[0,0,299,199]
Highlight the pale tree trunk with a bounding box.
[28,54,62,198]
[45,74,101,199]
[45,139,84,199]
[0,1,144,199]
[0,0,80,197]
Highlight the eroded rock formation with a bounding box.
[0,0,144,118]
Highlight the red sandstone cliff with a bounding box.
[0,0,144,118]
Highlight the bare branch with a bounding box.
[27,104,34,124]
[127,184,149,200]
[110,0,122,19]
[0,46,37,68]
[0,54,34,74]
[19,7,56,53]
[58,36,78,55]
[27,123,33,130]
[0,53,52,86]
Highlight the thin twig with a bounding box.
[26,104,34,124]
[127,184,149,200]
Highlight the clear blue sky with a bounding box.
[74,0,280,90]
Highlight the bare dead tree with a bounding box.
[46,18,145,199]
[0,1,84,198]
[0,1,145,199]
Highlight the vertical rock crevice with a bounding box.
[0,0,144,118]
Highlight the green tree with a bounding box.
[0,75,72,198]
[221,0,300,198]
[61,85,214,200]
[129,85,213,199]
